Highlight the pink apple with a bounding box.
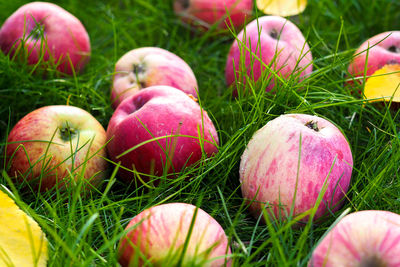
[118,203,231,267]
[239,114,353,223]
[111,47,198,109]
[174,0,253,30]
[6,105,107,192]
[348,31,400,85]
[106,85,219,183]
[225,16,313,96]
[309,210,400,267]
[0,2,91,75]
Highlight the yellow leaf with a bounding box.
[0,189,48,267]
[257,0,307,16]
[364,64,400,102]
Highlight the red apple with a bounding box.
[0,2,91,75]
[173,0,253,31]
[225,15,313,96]
[348,31,400,85]
[106,85,219,183]
[309,210,400,267]
[111,47,198,109]
[239,114,353,223]
[118,203,231,267]
[6,105,107,191]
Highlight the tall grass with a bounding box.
[1,0,400,266]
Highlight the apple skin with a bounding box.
[173,0,253,30]
[111,47,198,109]
[106,85,219,183]
[225,16,313,96]
[348,31,400,85]
[309,210,400,267]
[239,114,353,223]
[118,203,231,267]
[6,105,107,192]
[0,2,91,75]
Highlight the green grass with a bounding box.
[1,0,400,266]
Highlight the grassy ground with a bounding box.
[1,0,400,266]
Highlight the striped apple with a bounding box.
[118,203,231,267]
[174,0,253,30]
[111,47,198,109]
[225,16,313,96]
[348,31,400,85]
[6,105,107,192]
[240,114,353,223]
[309,210,400,266]
[0,2,91,75]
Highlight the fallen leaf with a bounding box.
[0,189,48,267]
[364,64,400,102]
[256,0,307,16]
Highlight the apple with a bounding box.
[309,210,400,267]
[173,0,253,31]
[111,47,198,109]
[225,15,313,96]
[239,114,353,223]
[347,31,400,85]
[6,105,107,192]
[118,202,231,267]
[0,2,91,75]
[106,85,219,184]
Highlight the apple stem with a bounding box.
[388,45,400,53]
[133,64,146,88]
[269,29,279,39]
[133,63,145,75]
[30,23,45,39]
[305,121,319,132]
[59,126,77,142]
[359,254,387,267]
[177,0,190,9]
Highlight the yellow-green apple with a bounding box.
[118,203,231,267]
[225,15,313,96]
[309,210,400,267]
[173,0,253,31]
[0,2,91,75]
[239,114,353,223]
[111,47,198,109]
[348,31,400,85]
[106,85,219,183]
[6,105,107,192]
